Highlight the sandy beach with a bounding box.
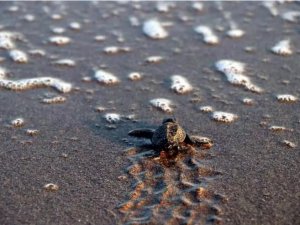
[0,1,299,225]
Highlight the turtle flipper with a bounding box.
[128,128,155,139]
[185,135,213,149]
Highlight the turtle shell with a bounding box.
[151,121,186,148]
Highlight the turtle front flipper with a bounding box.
[128,128,155,139]
[185,135,213,149]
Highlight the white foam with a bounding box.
[143,19,168,39]
[26,129,39,136]
[276,94,298,103]
[145,56,163,63]
[281,11,300,23]
[150,98,174,113]
[94,35,106,42]
[69,22,81,30]
[9,49,28,63]
[48,36,71,45]
[128,72,142,81]
[194,25,219,45]
[269,126,289,131]
[104,113,121,123]
[24,14,35,22]
[42,96,66,104]
[199,106,214,113]
[51,27,65,34]
[212,111,238,123]
[0,67,7,79]
[0,31,16,50]
[11,118,25,127]
[156,2,175,13]
[0,76,72,93]
[242,98,254,105]
[271,40,293,56]
[94,70,120,85]
[282,140,297,148]
[170,75,193,94]
[53,59,76,67]
[103,46,131,54]
[215,59,263,93]
[263,2,278,16]
[192,2,203,12]
[226,29,245,38]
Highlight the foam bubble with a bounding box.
[48,36,71,45]
[42,96,66,104]
[0,31,16,49]
[242,98,254,105]
[192,2,203,12]
[0,66,7,78]
[104,113,121,123]
[199,106,214,113]
[271,40,293,56]
[24,14,35,22]
[276,94,298,103]
[282,140,297,148]
[11,118,25,127]
[94,70,120,85]
[226,29,245,38]
[150,98,174,113]
[170,75,193,94]
[94,35,106,42]
[9,49,28,63]
[51,27,65,34]
[103,46,131,54]
[281,11,300,23]
[53,59,76,67]
[194,25,219,45]
[26,129,39,136]
[143,19,168,39]
[269,126,289,132]
[215,59,263,93]
[145,56,163,63]
[212,111,238,123]
[156,2,175,13]
[28,49,46,56]
[128,72,142,81]
[69,22,81,30]
[0,76,72,93]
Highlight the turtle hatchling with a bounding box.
[128,118,213,150]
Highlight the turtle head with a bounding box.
[162,117,176,124]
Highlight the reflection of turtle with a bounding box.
[128,118,213,151]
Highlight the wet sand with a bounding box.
[0,1,299,225]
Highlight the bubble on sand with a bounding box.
[271,40,292,56]
[24,14,35,22]
[28,49,46,56]
[262,2,278,16]
[281,11,300,23]
[150,98,174,113]
[44,183,59,192]
[53,59,76,67]
[282,140,297,148]
[170,75,193,94]
[194,25,219,45]
[26,129,39,136]
[242,98,254,105]
[129,16,140,26]
[0,76,72,93]
[11,118,25,127]
[42,96,66,104]
[0,66,8,78]
[9,49,28,63]
[156,2,175,13]
[215,59,263,93]
[104,113,121,123]
[269,126,290,132]
[94,35,106,42]
[51,14,62,20]
[48,36,71,46]
[276,94,298,103]
[212,111,238,123]
[69,22,81,30]
[94,70,120,85]
[143,19,168,39]
[128,72,142,81]
[226,29,245,38]
[51,27,65,34]
[200,106,214,113]
[0,31,16,50]
[145,56,163,63]
[192,2,203,12]
[103,46,131,54]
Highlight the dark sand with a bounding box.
[0,1,299,225]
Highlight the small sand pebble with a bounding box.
[269,126,291,132]
[94,35,106,42]
[226,29,245,38]
[44,183,59,192]
[276,94,298,103]
[53,59,76,67]
[145,56,163,63]
[103,46,131,54]
[95,106,107,112]
[242,98,254,105]
[212,111,238,123]
[11,118,25,127]
[41,96,66,104]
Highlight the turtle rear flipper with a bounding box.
[128,128,155,139]
[186,135,213,149]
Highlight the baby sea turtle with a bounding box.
[128,118,213,150]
